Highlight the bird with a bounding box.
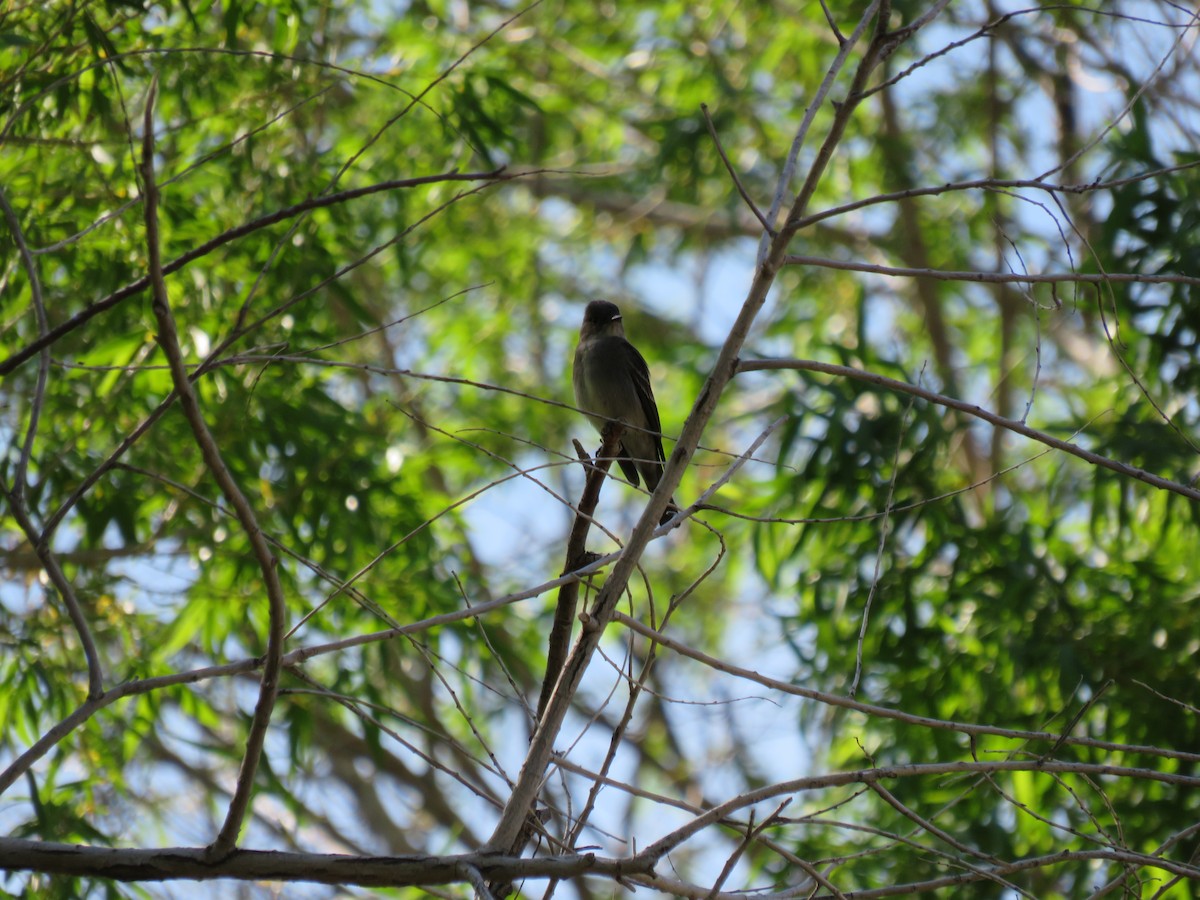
[573,299,678,524]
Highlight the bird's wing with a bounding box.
[623,341,666,463]
[615,455,641,488]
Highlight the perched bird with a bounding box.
[573,300,678,523]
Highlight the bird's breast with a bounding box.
[573,337,645,428]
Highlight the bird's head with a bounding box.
[580,300,625,339]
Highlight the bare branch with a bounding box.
[0,183,105,700]
[1038,4,1200,182]
[787,159,1200,233]
[818,0,847,44]
[634,762,1200,866]
[758,0,882,265]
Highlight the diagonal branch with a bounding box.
[487,0,902,856]
[552,420,780,865]
[757,0,883,265]
[139,76,287,861]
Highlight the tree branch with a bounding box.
[140,76,286,861]
[609,611,1200,763]
[0,186,104,701]
[699,102,773,235]
[0,840,652,887]
[736,358,1200,502]
[784,253,1200,287]
[537,427,623,722]
[634,761,1200,866]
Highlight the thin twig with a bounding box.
[457,862,498,900]
[791,159,1200,231]
[0,167,553,378]
[285,670,505,811]
[679,416,788,520]
[0,487,104,700]
[634,762,1200,867]
[1046,680,1114,759]
[610,612,1200,763]
[0,185,47,501]
[705,801,792,898]
[699,103,772,234]
[818,0,847,44]
[783,253,1200,287]
[867,784,1018,891]
[736,358,1200,503]
[849,383,917,698]
[1037,4,1200,182]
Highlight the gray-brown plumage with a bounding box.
[573,300,678,523]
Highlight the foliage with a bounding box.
[2,0,1199,897]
